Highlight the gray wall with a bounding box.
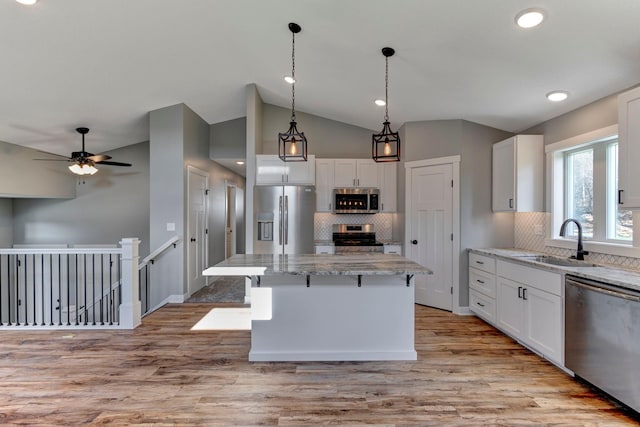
[12,141,150,254]
[401,119,512,307]
[261,104,375,158]
[0,199,12,247]
[210,117,246,160]
[523,93,618,145]
[150,103,246,307]
[0,139,76,198]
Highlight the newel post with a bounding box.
[119,238,141,328]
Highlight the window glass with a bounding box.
[565,148,593,238]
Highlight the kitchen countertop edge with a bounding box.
[469,248,640,292]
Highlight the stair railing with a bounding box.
[138,235,180,316]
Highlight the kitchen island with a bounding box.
[203,253,431,362]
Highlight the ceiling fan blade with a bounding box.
[33,158,73,162]
[87,154,112,162]
[96,160,132,167]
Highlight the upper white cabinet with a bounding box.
[256,154,315,185]
[315,159,335,212]
[618,86,640,208]
[378,162,397,212]
[334,159,379,188]
[492,135,543,212]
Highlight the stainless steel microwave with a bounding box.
[333,188,380,214]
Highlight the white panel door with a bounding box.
[188,167,208,296]
[408,163,453,310]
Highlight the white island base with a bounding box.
[250,275,416,362]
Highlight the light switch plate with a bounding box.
[166,222,176,231]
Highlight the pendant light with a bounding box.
[278,22,308,162]
[372,47,400,162]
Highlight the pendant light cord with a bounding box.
[291,29,296,122]
[384,55,389,122]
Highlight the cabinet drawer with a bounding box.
[497,260,562,296]
[469,253,496,274]
[315,245,335,255]
[469,267,496,298]
[470,289,496,324]
[384,244,402,255]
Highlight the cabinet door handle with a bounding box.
[476,279,485,284]
[329,202,332,211]
[475,260,484,265]
[476,302,485,307]
[509,198,514,209]
[522,288,528,300]
[619,189,624,205]
[518,286,523,299]
[381,203,384,211]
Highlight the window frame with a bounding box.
[546,124,640,257]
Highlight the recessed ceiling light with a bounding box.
[515,8,545,28]
[284,76,295,84]
[374,99,386,106]
[16,0,37,4]
[546,91,569,102]
[236,161,245,165]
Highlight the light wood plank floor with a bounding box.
[0,303,638,426]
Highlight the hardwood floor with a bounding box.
[0,303,637,426]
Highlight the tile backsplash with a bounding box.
[514,212,640,270]
[314,213,394,241]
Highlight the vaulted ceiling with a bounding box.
[2,0,640,157]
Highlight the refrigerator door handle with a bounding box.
[284,195,289,245]
[278,195,283,246]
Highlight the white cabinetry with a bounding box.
[492,135,543,212]
[315,244,335,255]
[468,252,497,325]
[618,86,640,208]
[256,154,315,185]
[378,162,397,212]
[334,159,379,188]
[315,159,335,212]
[496,260,563,366]
[383,244,402,255]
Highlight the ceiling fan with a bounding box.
[34,127,132,175]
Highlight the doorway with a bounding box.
[405,156,460,312]
[225,183,237,259]
[187,166,209,297]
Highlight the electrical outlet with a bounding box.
[534,224,544,236]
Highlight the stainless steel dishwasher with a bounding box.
[565,275,640,412]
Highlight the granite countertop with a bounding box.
[204,253,432,277]
[314,240,334,246]
[470,248,640,292]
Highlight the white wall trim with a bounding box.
[404,155,461,169]
[544,124,618,153]
[147,294,184,315]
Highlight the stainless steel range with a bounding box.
[332,224,383,253]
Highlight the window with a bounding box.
[548,125,637,252]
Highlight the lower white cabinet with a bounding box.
[468,252,497,325]
[496,260,563,366]
[383,244,402,255]
[315,245,335,255]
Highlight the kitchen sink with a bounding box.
[520,255,599,268]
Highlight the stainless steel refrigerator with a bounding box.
[254,185,316,254]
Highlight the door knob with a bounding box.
[411,240,418,245]
[190,238,196,242]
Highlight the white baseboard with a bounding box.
[454,306,473,316]
[146,294,184,315]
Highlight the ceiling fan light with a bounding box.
[69,163,98,175]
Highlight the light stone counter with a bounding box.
[204,253,432,277]
[470,248,640,292]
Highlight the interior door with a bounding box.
[408,163,453,310]
[187,167,208,296]
[225,184,237,259]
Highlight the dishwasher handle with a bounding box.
[566,277,640,302]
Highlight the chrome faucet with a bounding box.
[559,218,589,260]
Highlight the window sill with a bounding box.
[545,238,640,258]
